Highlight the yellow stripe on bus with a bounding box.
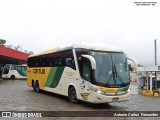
[98,86,118,92]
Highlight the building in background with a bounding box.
[0,45,29,66]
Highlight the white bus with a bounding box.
[2,64,27,79]
[27,43,137,103]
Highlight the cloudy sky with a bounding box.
[0,0,159,66]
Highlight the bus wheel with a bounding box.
[68,87,79,103]
[35,81,40,93]
[32,81,36,91]
[33,82,36,92]
[10,75,15,80]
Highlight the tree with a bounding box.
[138,64,143,67]
[128,64,133,72]
[28,51,34,55]
[0,39,6,45]
[6,44,13,49]
[14,45,23,51]
[24,50,28,53]
[0,39,34,54]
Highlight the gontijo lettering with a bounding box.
[33,69,45,74]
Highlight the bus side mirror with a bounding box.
[81,55,96,69]
[127,57,138,70]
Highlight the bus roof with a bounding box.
[29,43,123,58]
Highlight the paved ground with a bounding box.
[0,78,160,120]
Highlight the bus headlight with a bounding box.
[92,88,104,94]
[97,90,103,94]
[93,88,98,92]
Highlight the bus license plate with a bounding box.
[112,97,119,101]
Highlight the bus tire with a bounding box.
[33,82,36,92]
[35,81,40,93]
[68,87,79,103]
[32,81,36,91]
[10,75,15,80]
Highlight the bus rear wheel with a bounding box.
[68,87,79,103]
[10,75,15,80]
[33,81,40,93]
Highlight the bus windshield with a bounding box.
[90,51,130,87]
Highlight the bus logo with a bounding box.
[33,69,45,74]
[81,93,90,101]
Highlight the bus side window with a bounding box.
[17,66,20,70]
[46,57,52,67]
[3,65,9,74]
[66,59,72,66]
[21,66,26,70]
[11,65,16,70]
[28,58,33,67]
[58,59,62,66]
[50,57,55,66]
[66,58,76,70]
[54,58,59,66]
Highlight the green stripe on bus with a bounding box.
[117,86,129,91]
[17,70,27,77]
[45,67,65,88]
[45,67,58,87]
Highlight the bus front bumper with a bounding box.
[92,90,130,103]
[2,75,9,78]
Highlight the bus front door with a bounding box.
[80,60,92,102]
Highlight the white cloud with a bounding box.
[0,0,159,65]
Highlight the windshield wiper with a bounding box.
[113,65,126,85]
[105,65,125,86]
[105,65,117,85]
[112,65,117,78]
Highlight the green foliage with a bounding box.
[156,81,160,88]
[128,64,133,72]
[0,39,6,45]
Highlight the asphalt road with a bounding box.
[0,79,160,120]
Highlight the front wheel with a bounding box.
[68,87,79,103]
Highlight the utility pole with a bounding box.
[154,39,157,65]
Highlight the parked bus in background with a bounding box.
[2,64,27,79]
[0,65,3,77]
[27,43,137,104]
